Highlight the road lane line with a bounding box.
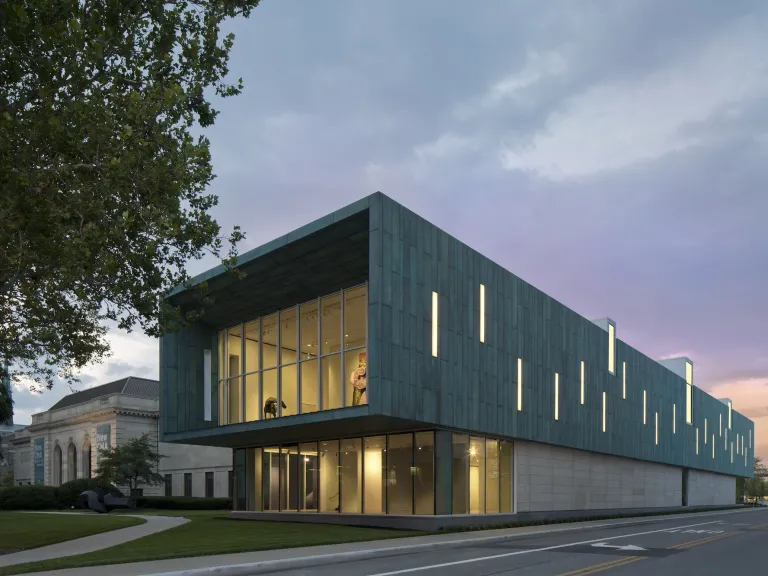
[668,532,730,549]
[555,556,645,576]
[673,531,739,550]
[577,557,645,576]
[365,519,723,575]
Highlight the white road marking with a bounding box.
[591,542,647,551]
[366,520,723,575]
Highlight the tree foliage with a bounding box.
[746,456,767,501]
[0,381,12,426]
[0,1,261,389]
[96,433,164,500]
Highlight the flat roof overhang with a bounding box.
[169,198,372,329]
[162,409,436,448]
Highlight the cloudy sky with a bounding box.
[12,0,768,458]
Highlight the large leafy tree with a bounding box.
[96,433,164,503]
[0,382,11,426]
[0,1,259,390]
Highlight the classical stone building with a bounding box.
[12,377,232,497]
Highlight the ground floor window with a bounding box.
[205,472,214,498]
[164,474,172,497]
[184,473,192,497]
[237,431,435,515]
[234,431,513,515]
[452,434,513,514]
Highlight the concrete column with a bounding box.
[434,429,452,515]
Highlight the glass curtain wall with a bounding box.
[452,434,514,515]
[218,284,367,426]
[234,433,512,515]
[235,432,435,515]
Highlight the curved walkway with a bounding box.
[0,512,189,568]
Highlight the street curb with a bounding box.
[145,508,757,576]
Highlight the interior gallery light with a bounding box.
[479,283,485,343]
[431,291,438,357]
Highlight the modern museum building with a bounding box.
[160,192,754,527]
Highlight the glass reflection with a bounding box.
[340,438,362,513]
[344,286,367,349]
[319,440,340,512]
[280,445,299,511]
[244,320,260,374]
[469,437,485,514]
[262,369,279,418]
[227,378,241,424]
[364,436,386,514]
[300,301,319,360]
[321,354,341,410]
[321,293,341,354]
[452,434,469,514]
[279,308,297,364]
[299,442,319,511]
[415,432,435,515]
[280,364,297,417]
[387,434,413,515]
[244,373,259,422]
[227,325,242,377]
[300,360,318,413]
[262,314,277,369]
[262,446,279,511]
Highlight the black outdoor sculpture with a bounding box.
[77,489,132,514]
[263,396,287,418]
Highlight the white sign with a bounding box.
[591,542,647,551]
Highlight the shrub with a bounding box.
[134,496,232,510]
[0,485,60,510]
[57,478,121,508]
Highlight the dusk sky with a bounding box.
[11,1,768,459]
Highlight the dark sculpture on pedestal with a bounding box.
[77,489,132,513]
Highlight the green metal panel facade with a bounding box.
[160,320,218,437]
[161,192,753,479]
[366,193,753,478]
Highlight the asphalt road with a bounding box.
[266,508,768,576]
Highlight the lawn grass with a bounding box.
[0,510,418,575]
[0,512,145,554]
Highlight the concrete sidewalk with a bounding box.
[18,508,759,576]
[0,513,188,568]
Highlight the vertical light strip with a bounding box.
[580,361,585,405]
[720,414,722,437]
[602,392,606,432]
[673,404,676,434]
[643,390,647,424]
[750,429,752,449]
[622,361,626,400]
[712,435,715,459]
[728,401,732,429]
[517,358,523,412]
[431,291,438,357]
[554,373,559,421]
[731,442,734,464]
[704,419,707,444]
[203,349,212,422]
[479,284,485,343]
[655,412,659,445]
[608,324,616,374]
[696,428,699,455]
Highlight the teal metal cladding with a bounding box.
[161,192,753,479]
[366,193,753,478]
